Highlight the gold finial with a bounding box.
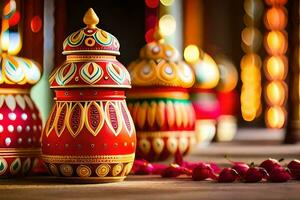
[153,27,164,42]
[83,8,99,28]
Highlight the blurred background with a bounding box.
[0,0,299,146]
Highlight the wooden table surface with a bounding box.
[0,175,300,200]
[1,129,300,200]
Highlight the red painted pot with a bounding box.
[0,54,42,177]
[41,9,136,183]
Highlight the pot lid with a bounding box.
[49,8,131,89]
[62,8,120,56]
[128,30,195,88]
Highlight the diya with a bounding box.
[127,30,196,161]
[42,8,136,182]
[188,49,220,145]
[0,53,42,177]
[215,55,238,142]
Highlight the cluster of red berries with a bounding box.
[192,158,295,183]
[132,156,300,183]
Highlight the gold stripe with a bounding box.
[127,92,189,100]
[66,55,116,61]
[0,88,30,94]
[63,50,120,55]
[55,95,126,102]
[0,148,41,154]
[50,84,131,89]
[42,153,135,164]
[51,176,126,183]
[137,131,195,138]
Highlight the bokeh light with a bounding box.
[244,0,264,21]
[265,106,285,128]
[145,0,159,8]
[159,14,176,36]
[265,81,286,105]
[264,7,287,30]
[264,56,286,80]
[31,16,42,33]
[265,0,287,6]
[265,30,287,55]
[145,28,155,43]
[160,0,174,6]
[263,0,288,129]
[184,45,199,63]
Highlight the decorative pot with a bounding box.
[0,54,42,177]
[41,8,136,183]
[215,55,239,142]
[188,50,220,145]
[127,30,196,161]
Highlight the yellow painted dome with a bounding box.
[128,31,195,88]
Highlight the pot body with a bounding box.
[127,87,195,161]
[190,89,220,145]
[42,59,136,183]
[0,91,42,177]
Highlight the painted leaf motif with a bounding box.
[0,157,7,175]
[152,138,164,155]
[107,63,125,84]
[10,158,21,174]
[55,63,77,86]
[45,104,58,137]
[68,103,84,137]
[85,102,104,136]
[105,102,122,136]
[5,95,16,111]
[80,62,103,84]
[55,103,67,137]
[120,101,133,136]
[15,95,26,110]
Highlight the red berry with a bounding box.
[192,163,217,181]
[218,168,239,183]
[259,158,283,173]
[132,160,154,175]
[232,163,249,178]
[269,167,291,182]
[225,156,249,178]
[287,160,300,180]
[161,164,191,178]
[244,167,268,183]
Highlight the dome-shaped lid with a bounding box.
[49,9,131,89]
[62,8,120,55]
[128,30,195,88]
[0,54,41,87]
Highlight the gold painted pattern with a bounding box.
[45,100,135,138]
[42,153,135,164]
[137,130,195,138]
[127,91,189,100]
[128,100,195,130]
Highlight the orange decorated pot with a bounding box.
[127,30,196,161]
[41,9,136,183]
[0,54,42,177]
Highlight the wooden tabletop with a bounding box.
[0,175,300,200]
[1,129,300,200]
